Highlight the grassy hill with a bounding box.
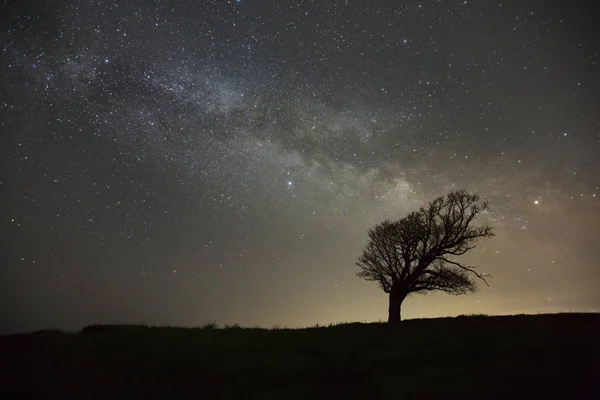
[1,313,599,399]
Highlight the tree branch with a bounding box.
[437,257,491,286]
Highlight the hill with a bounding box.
[1,313,599,399]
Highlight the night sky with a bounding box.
[1,0,599,334]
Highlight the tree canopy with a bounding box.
[356,190,495,323]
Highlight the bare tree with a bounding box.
[356,190,495,324]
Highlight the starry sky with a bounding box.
[1,0,599,334]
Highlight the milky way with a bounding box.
[1,0,599,333]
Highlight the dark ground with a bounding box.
[1,313,599,399]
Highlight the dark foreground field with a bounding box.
[1,313,599,399]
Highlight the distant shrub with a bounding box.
[456,313,489,319]
[80,324,150,333]
[271,325,291,330]
[224,323,241,329]
[81,324,117,333]
[32,329,64,334]
[30,329,68,336]
[201,321,218,330]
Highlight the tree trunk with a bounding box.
[388,291,405,324]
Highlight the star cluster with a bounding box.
[1,0,599,333]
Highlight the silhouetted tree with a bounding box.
[356,190,495,324]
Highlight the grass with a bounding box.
[1,313,599,399]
